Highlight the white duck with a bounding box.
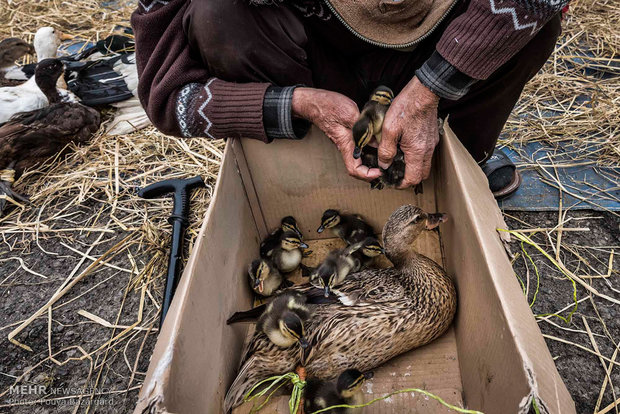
[0,27,77,123]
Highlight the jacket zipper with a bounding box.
[322,0,459,49]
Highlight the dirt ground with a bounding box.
[0,203,164,413]
[504,210,619,414]
[1,205,617,413]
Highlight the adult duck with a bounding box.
[0,59,100,213]
[224,205,456,411]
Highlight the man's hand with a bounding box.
[292,87,382,182]
[378,77,440,189]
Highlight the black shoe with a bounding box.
[481,149,522,199]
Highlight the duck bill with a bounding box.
[299,242,309,249]
[254,279,263,293]
[58,31,74,41]
[363,371,374,380]
[425,213,448,230]
[316,225,325,233]
[323,286,330,297]
[292,225,303,238]
[353,146,362,159]
[299,337,309,349]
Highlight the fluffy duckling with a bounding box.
[350,236,385,269]
[310,246,359,298]
[352,86,393,159]
[317,209,374,245]
[248,258,287,297]
[0,59,100,213]
[351,86,409,190]
[271,231,309,274]
[257,292,311,349]
[304,369,373,414]
[260,216,303,259]
[310,237,385,297]
[225,205,456,411]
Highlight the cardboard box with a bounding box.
[134,125,575,414]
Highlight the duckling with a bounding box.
[310,237,385,297]
[248,258,289,297]
[305,369,373,414]
[225,205,456,411]
[260,216,303,259]
[0,59,100,214]
[351,86,410,191]
[352,86,393,159]
[317,209,375,245]
[310,246,359,298]
[350,236,385,269]
[257,292,311,349]
[271,231,309,273]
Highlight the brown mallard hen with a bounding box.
[0,38,34,87]
[0,58,100,213]
[224,205,456,411]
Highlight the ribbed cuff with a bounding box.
[263,86,311,142]
[175,79,270,142]
[416,51,477,100]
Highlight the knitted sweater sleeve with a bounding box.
[417,0,567,100]
[131,0,269,141]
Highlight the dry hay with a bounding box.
[501,0,620,169]
[0,0,222,411]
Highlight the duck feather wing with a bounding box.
[0,103,100,173]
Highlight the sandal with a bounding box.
[481,149,522,199]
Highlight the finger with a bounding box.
[397,147,425,189]
[397,162,423,189]
[377,109,400,169]
[419,149,434,180]
[338,135,382,181]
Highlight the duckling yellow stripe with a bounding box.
[244,372,306,414]
[309,388,484,414]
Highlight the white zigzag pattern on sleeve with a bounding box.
[198,79,216,139]
[139,0,169,12]
[489,0,538,35]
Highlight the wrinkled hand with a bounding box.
[292,87,382,182]
[378,77,440,189]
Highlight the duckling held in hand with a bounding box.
[272,231,308,274]
[317,209,374,245]
[258,292,311,349]
[351,86,408,190]
[248,258,289,297]
[305,369,372,414]
[225,205,455,411]
[260,216,303,259]
[0,59,100,214]
[352,86,393,159]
